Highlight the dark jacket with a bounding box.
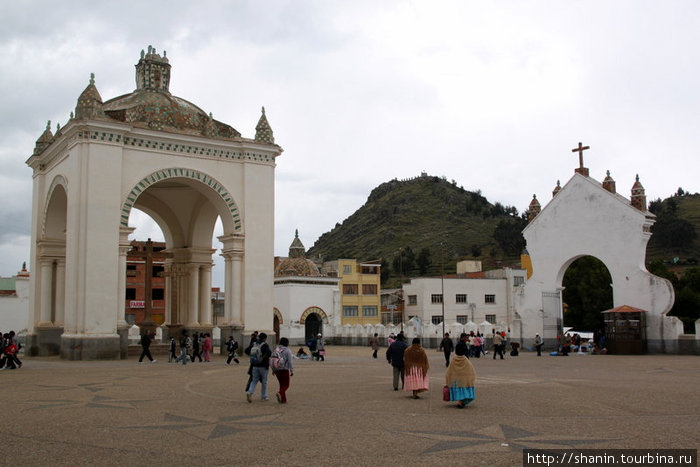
[386,339,408,368]
[439,337,454,353]
[140,334,151,349]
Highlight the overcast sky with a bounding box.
[1,1,698,289]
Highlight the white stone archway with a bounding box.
[517,173,676,352]
[25,47,282,359]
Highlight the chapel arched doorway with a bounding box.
[304,313,322,341]
[560,255,613,332]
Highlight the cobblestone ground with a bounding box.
[4,347,699,466]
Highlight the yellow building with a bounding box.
[324,259,381,325]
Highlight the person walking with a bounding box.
[439,332,454,367]
[202,333,212,362]
[138,331,156,364]
[225,336,240,365]
[369,333,380,359]
[246,332,272,402]
[404,338,429,399]
[386,332,408,391]
[445,343,477,408]
[191,332,202,362]
[534,333,543,356]
[168,337,177,363]
[493,331,504,360]
[244,331,259,391]
[313,333,325,361]
[271,337,294,403]
[175,331,189,365]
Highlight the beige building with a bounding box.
[323,259,381,325]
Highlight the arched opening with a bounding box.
[305,313,322,341]
[561,256,613,332]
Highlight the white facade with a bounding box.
[402,268,527,339]
[273,277,340,345]
[24,48,281,359]
[518,173,677,352]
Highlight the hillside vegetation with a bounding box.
[307,174,524,285]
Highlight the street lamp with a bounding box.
[440,242,445,337]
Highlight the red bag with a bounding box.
[442,385,450,402]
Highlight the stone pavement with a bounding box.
[3,347,699,466]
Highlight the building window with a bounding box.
[362,284,377,295]
[456,315,469,324]
[456,294,467,303]
[343,284,358,295]
[152,288,164,300]
[408,295,417,305]
[485,314,496,324]
[126,264,137,277]
[152,265,164,277]
[485,294,496,304]
[431,294,443,304]
[343,265,352,274]
[363,306,378,317]
[126,288,136,300]
[431,315,442,325]
[343,306,358,317]
[514,276,524,286]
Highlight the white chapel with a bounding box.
[25,46,282,359]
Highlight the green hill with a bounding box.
[646,192,700,265]
[307,174,524,285]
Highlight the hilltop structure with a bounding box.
[25,46,282,359]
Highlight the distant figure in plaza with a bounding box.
[534,333,543,356]
[244,331,260,391]
[313,333,325,361]
[1,333,18,370]
[492,330,504,360]
[439,332,454,367]
[168,337,176,363]
[296,347,309,359]
[386,332,408,391]
[138,331,156,364]
[455,333,469,358]
[8,331,22,368]
[369,333,380,359]
[404,337,429,399]
[191,332,202,362]
[271,337,294,403]
[472,333,483,359]
[387,333,396,346]
[225,336,240,365]
[175,331,190,365]
[445,343,477,409]
[562,333,572,356]
[246,332,272,403]
[202,333,212,362]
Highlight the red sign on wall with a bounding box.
[130,300,145,308]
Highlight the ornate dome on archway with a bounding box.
[275,230,321,277]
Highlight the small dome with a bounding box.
[275,257,321,277]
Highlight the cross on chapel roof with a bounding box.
[571,142,590,176]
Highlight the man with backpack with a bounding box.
[244,331,259,391]
[245,332,272,403]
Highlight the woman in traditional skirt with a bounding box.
[403,338,429,399]
[445,344,476,408]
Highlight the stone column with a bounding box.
[223,254,233,324]
[199,264,212,326]
[117,227,134,328]
[38,257,54,326]
[54,259,66,326]
[187,263,200,327]
[231,252,243,326]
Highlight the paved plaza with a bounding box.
[3,346,699,466]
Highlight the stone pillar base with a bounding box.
[27,326,63,356]
[61,334,121,360]
[117,325,131,359]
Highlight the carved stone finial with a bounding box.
[70,111,74,119]
[295,228,299,238]
[46,120,51,130]
[89,72,95,85]
[262,106,266,115]
[141,49,145,59]
[56,123,61,132]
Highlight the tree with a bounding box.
[562,256,613,330]
[652,218,697,251]
[493,218,527,256]
[392,246,415,277]
[416,248,432,275]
